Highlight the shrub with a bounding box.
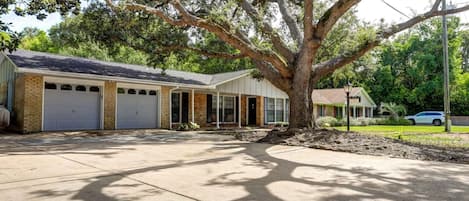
[316,117,339,127]
[177,122,200,131]
[376,117,411,125]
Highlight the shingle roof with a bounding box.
[312,87,362,105]
[209,69,251,85]
[6,50,251,86]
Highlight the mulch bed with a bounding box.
[235,128,469,164]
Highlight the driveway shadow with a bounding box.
[2,132,468,201]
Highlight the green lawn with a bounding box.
[334,125,469,148]
[335,125,469,134]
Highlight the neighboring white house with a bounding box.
[312,87,377,119]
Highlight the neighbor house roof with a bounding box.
[6,50,251,87]
[312,87,376,107]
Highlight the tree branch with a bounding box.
[171,0,293,78]
[312,0,469,80]
[253,60,291,91]
[105,0,293,78]
[314,0,360,40]
[239,0,295,63]
[277,0,302,44]
[105,0,186,27]
[303,0,314,43]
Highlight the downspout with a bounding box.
[169,86,179,130]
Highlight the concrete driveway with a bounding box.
[0,130,468,201]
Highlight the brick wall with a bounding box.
[14,74,43,133]
[256,96,264,126]
[160,86,171,129]
[193,93,207,127]
[103,81,116,130]
[241,95,247,126]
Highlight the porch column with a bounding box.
[238,93,242,128]
[362,107,366,118]
[191,89,195,123]
[353,106,356,119]
[216,91,220,129]
[169,91,172,129]
[371,108,374,118]
[342,106,346,119]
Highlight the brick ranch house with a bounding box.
[0,50,375,133]
[312,88,377,119]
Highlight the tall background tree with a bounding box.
[0,0,81,51]
[101,0,469,129]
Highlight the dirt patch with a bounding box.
[235,129,469,164]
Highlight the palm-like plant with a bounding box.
[379,102,407,120]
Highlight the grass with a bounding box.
[335,125,469,134]
[335,125,469,148]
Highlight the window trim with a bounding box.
[211,95,237,123]
[265,97,289,124]
[60,84,72,91]
[75,85,87,92]
[171,92,182,123]
[44,82,57,90]
[89,86,100,92]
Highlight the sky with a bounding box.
[2,0,469,32]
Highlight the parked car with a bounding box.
[404,111,445,126]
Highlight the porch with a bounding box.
[169,89,290,129]
[316,104,374,119]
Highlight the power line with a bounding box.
[381,0,410,19]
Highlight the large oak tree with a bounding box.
[103,0,469,129]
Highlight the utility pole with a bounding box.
[442,0,452,132]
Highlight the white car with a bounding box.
[405,111,445,126]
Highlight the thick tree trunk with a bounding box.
[288,86,315,129]
[287,53,315,129]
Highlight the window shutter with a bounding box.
[236,96,239,123]
[264,97,267,124]
[207,94,212,123]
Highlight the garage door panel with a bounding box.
[43,84,101,131]
[117,89,158,129]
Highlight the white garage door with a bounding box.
[43,83,101,131]
[117,88,159,129]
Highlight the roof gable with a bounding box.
[312,87,376,107]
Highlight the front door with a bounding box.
[248,97,257,125]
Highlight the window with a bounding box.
[275,99,284,122]
[138,90,147,95]
[45,83,57,89]
[210,95,237,123]
[127,89,136,94]
[285,99,289,122]
[267,98,275,122]
[334,107,342,118]
[117,88,125,94]
[75,85,86,92]
[318,105,326,117]
[265,98,288,124]
[90,86,100,92]
[171,93,180,123]
[223,96,235,122]
[149,90,157,96]
[60,84,72,91]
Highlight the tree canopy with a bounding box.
[102,0,469,128]
[0,0,80,51]
[6,0,469,128]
